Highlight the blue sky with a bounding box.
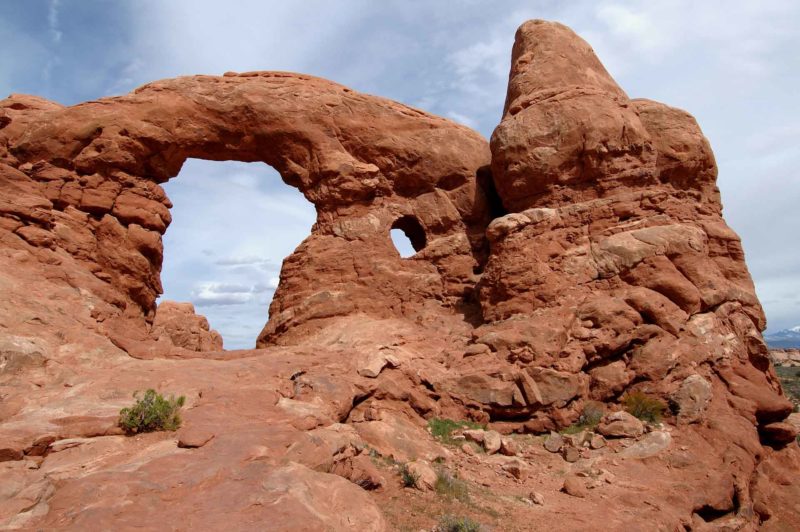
[2,0,798,347]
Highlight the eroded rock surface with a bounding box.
[152,300,223,352]
[0,19,798,532]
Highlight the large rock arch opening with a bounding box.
[159,158,316,349]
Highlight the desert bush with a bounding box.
[428,418,484,446]
[119,389,186,434]
[436,514,482,532]
[562,401,605,434]
[435,468,470,502]
[399,463,420,488]
[623,391,665,423]
[578,401,605,426]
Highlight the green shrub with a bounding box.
[623,391,665,423]
[119,389,186,434]
[578,401,605,426]
[399,463,419,488]
[435,469,470,502]
[562,401,605,434]
[428,418,484,446]
[437,514,482,532]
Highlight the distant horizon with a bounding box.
[3,0,797,347]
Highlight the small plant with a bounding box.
[623,391,666,423]
[435,468,470,502]
[119,389,186,434]
[399,463,420,488]
[436,514,482,532]
[578,401,605,426]
[562,401,605,434]
[428,418,484,446]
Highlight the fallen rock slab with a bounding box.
[620,430,671,459]
[483,430,502,454]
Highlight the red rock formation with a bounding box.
[151,301,223,352]
[467,19,788,425]
[0,19,798,532]
[0,72,490,353]
[771,348,800,367]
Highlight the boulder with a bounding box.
[152,301,223,352]
[500,436,519,456]
[483,430,502,454]
[358,353,390,378]
[598,412,645,439]
[405,460,437,491]
[562,476,588,498]
[544,431,564,453]
[502,459,528,480]
[620,431,672,459]
[760,422,799,446]
[562,446,580,463]
[787,413,800,432]
[527,368,581,406]
[463,429,485,444]
[671,375,712,424]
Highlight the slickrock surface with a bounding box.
[1,19,798,531]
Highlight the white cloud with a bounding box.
[595,4,662,52]
[47,0,62,44]
[446,111,478,129]
[214,256,279,271]
[126,0,367,81]
[192,282,257,306]
[191,280,277,306]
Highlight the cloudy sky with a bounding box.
[2,1,798,348]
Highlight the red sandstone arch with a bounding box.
[0,72,492,351]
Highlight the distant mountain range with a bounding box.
[766,326,800,349]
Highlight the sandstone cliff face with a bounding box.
[0,20,798,531]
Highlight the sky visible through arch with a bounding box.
[2,0,798,347]
[163,160,315,348]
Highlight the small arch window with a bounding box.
[390,215,426,258]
